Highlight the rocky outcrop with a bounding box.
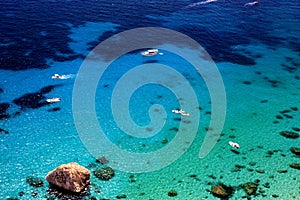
[46,162,90,193]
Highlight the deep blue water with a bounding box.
[1,0,299,71]
[1,0,300,199]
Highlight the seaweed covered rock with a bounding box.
[94,167,115,181]
[243,182,259,195]
[280,131,299,139]
[290,147,300,156]
[46,162,90,193]
[211,184,234,199]
[26,176,44,187]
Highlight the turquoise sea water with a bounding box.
[1,0,300,199]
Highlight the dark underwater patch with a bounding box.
[0,102,10,120]
[1,0,293,72]
[13,85,60,109]
[0,127,9,134]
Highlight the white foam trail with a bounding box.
[185,0,217,8]
[59,74,75,79]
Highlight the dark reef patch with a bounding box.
[242,81,251,85]
[0,128,9,134]
[290,147,300,156]
[173,117,181,121]
[13,85,60,109]
[292,127,300,132]
[280,131,299,139]
[0,102,10,120]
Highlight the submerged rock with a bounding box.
[7,197,19,200]
[94,167,115,181]
[211,184,233,199]
[26,176,44,187]
[280,131,299,139]
[96,156,109,164]
[116,194,127,199]
[292,127,300,132]
[46,162,90,193]
[243,182,259,195]
[289,163,300,170]
[290,147,300,156]
[168,190,178,197]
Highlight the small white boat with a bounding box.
[46,98,61,103]
[141,49,158,56]
[52,74,62,79]
[229,141,240,149]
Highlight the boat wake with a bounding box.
[52,74,75,80]
[185,0,217,8]
[59,74,75,79]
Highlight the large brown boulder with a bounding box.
[46,162,90,193]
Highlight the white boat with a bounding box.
[52,74,62,79]
[46,98,61,103]
[229,141,240,149]
[141,49,158,56]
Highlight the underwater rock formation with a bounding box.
[96,156,109,164]
[243,182,258,195]
[13,85,60,109]
[280,131,299,139]
[289,163,300,170]
[0,102,10,120]
[26,176,44,187]
[94,167,115,181]
[211,184,233,199]
[290,147,300,156]
[0,128,9,134]
[168,190,178,197]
